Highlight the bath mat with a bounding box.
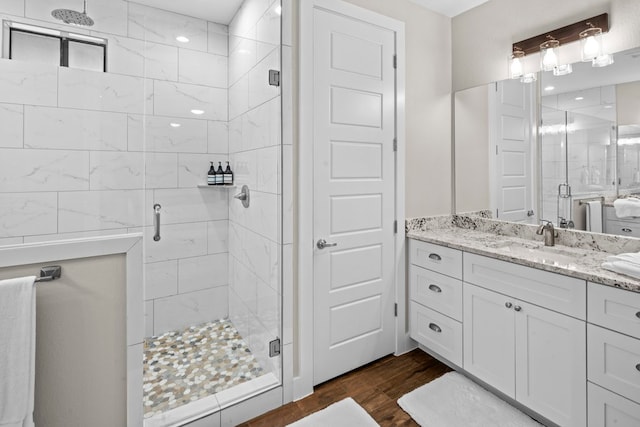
[287,397,379,427]
[398,372,543,427]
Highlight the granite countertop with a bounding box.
[406,213,640,293]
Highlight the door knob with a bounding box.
[317,239,338,250]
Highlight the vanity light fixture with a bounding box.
[511,13,611,77]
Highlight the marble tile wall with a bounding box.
[226,0,283,377]
[0,0,231,336]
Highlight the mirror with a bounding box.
[454,45,640,235]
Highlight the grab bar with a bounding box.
[153,204,161,242]
[35,265,62,283]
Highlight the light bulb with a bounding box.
[583,36,600,58]
[542,49,557,70]
[510,57,523,79]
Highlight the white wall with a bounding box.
[453,0,640,91]
[0,0,230,337]
[301,0,453,220]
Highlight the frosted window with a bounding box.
[68,41,104,72]
[11,31,60,65]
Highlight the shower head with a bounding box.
[51,0,94,26]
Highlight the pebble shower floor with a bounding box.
[143,318,264,417]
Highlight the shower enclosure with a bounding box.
[0,0,282,424]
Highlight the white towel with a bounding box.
[586,200,603,232]
[0,276,36,427]
[613,197,640,218]
[602,260,640,280]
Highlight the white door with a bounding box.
[514,301,586,427]
[312,6,397,385]
[463,283,516,397]
[492,79,535,223]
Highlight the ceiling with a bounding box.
[131,0,244,24]
[408,0,490,17]
[134,0,489,24]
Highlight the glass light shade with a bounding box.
[540,39,560,72]
[509,50,525,79]
[553,63,573,76]
[520,73,537,84]
[592,54,614,67]
[580,27,603,61]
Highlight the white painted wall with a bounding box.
[453,0,640,91]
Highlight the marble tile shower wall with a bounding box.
[0,1,231,336]
[226,0,283,376]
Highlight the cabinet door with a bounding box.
[463,283,516,398]
[515,301,586,427]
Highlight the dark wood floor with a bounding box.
[239,349,451,427]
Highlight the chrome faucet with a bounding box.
[536,220,558,247]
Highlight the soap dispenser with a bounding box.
[207,162,216,185]
[215,161,224,185]
[224,161,234,185]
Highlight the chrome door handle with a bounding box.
[428,253,442,261]
[153,204,161,242]
[428,323,442,333]
[514,305,522,312]
[527,210,535,217]
[505,302,513,309]
[316,239,337,250]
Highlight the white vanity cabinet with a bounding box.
[586,283,640,426]
[408,240,463,366]
[463,254,587,427]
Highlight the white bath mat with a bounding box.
[287,397,379,427]
[398,372,543,427]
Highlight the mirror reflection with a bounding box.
[454,46,640,237]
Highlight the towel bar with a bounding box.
[35,266,62,283]
[578,196,605,205]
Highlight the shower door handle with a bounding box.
[153,204,161,242]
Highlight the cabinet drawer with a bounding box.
[588,382,640,427]
[409,264,463,321]
[463,252,586,319]
[588,324,640,403]
[410,301,462,367]
[605,219,640,237]
[409,239,462,279]
[588,282,640,340]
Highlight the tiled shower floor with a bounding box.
[143,318,264,418]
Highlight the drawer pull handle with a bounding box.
[428,253,442,261]
[514,305,522,312]
[505,302,513,309]
[429,323,442,333]
[622,228,633,233]
[428,284,442,293]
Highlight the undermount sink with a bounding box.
[487,240,579,267]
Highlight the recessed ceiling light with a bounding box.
[544,86,555,92]
[176,36,189,43]
[190,109,205,115]
[170,123,181,128]
[575,96,584,101]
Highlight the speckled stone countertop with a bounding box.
[406,212,640,293]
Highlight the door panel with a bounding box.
[463,283,516,397]
[515,302,586,427]
[313,7,396,385]
[493,79,534,223]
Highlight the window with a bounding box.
[7,22,106,72]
